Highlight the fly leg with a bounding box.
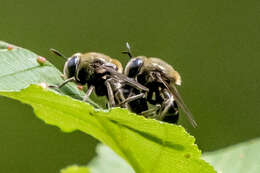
[114,89,130,109]
[83,85,95,102]
[83,85,103,109]
[48,77,75,89]
[140,104,161,118]
[156,88,179,123]
[118,93,146,106]
[104,79,116,108]
[157,99,179,124]
[157,99,172,120]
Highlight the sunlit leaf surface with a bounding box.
[0,85,215,173]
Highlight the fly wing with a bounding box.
[101,65,149,92]
[169,84,198,127]
[155,73,197,127]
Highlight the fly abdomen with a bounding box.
[161,101,179,124]
[122,86,148,114]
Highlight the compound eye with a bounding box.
[64,56,79,79]
[125,58,143,78]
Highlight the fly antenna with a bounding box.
[49,48,67,60]
[121,42,133,58]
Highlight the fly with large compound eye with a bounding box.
[49,48,148,109]
[122,43,197,127]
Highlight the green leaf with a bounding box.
[88,144,134,173]
[0,41,215,172]
[61,143,134,173]
[0,41,76,93]
[0,85,215,173]
[203,138,260,173]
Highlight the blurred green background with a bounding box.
[0,0,259,172]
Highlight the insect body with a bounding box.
[120,85,149,114]
[50,49,148,108]
[122,44,197,127]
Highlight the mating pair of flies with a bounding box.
[49,43,197,128]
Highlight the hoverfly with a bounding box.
[49,49,148,108]
[121,43,197,127]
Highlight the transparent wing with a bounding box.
[169,84,198,127]
[101,65,149,92]
[155,73,198,127]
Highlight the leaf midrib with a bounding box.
[0,64,53,79]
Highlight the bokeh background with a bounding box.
[0,0,259,172]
